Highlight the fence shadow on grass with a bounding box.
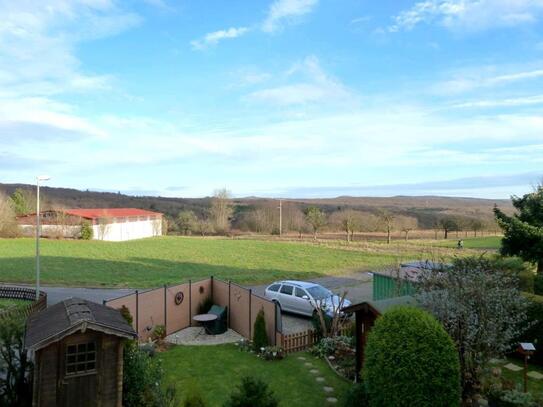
[0,256,331,288]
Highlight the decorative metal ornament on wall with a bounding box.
[174,291,184,305]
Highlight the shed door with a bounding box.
[59,340,98,407]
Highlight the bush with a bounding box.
[151,325,166,342]
[123,342,178,407]
[534,274,543,296]
[223,376,278,407]
[364,307,461,407]
[341,383,369,407]
[518,270,535,293]
[310,336,353,358]
[252,309,269,352]
[119,305,133,326]
[80,221,93,240]
[518,294,543,365]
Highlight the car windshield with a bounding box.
[307,285,331,300]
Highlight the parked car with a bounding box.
[264,280,351,317]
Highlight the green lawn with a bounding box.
[0,298,27,311]
[0,237,403,287]
[159,344,350,407]
[499,358,543,397]
[408,236,502,250]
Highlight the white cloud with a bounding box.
[246,55,351,106]
[389,0,543,32]
[433,67,543,94]
[191,26,249,50]
[452,94,543,108]
[262,0,318,33]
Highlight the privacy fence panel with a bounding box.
[165,283,190,336]
[190,278,212,317]
[250,294,277,346]
[106,293,137,330]
[212,279,229,310]
[138,288,164,340]
[229,283,251,338]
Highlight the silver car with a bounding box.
[264,280,351,317]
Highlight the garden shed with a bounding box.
[342,296,416,379]
[25,298,136,407]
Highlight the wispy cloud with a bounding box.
[433,67,543,94]
[262,0,319,33]
[191,26,249,50]
[388,0,543,33]
[246,55,350,106]
[452,94,543,109]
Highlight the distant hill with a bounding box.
[0,183,513,229]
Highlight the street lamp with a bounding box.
[518,342,536,393]
[36,175,50,300]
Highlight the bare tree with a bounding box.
[0,192,19,237]
[210,189,233,235]
[177,210,197,235]
[329,210,359,242]
[378,210,395,244]
[314,291,349,338]
[194,216,214,237]
[304,207,326,240]
[285,206,307,238]
[395,215,418,241]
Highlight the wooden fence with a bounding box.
[0,286,47,321]
[280,325,353,353]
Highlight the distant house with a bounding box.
[25,298,136,407]
[17,208,163,241]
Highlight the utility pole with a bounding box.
[36,175,50,300]
[279,199,282,237]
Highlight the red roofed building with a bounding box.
[17,208,163,241]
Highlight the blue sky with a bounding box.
[1,0,542,198]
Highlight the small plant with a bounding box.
[310,336,353,358]
[151,325,166,342]
[252,309,269,352]
[236,338,253,352]
[80,221,93,240]
[260,346,285,361]
[119,305,133,326]
[223,376,278,407]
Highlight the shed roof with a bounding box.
[63,208,162,219]
[342,295,416,315]
[25,298,136,351]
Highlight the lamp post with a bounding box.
[36,175,50,300]
[518,342,536,393]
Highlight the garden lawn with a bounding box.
[406,236,502,250]
[0,237,402,287]
[159,344,350,407]
[500,358,543,397]
[0,298,26,311]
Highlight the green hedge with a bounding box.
[364,307,461,407]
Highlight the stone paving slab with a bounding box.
[503,363,523,372]
[528,371,543,380]
[166,327,243,346]
[310,369,319,374]
[316,377,325,382]
[326,397,338,403]
[323,386,334,393]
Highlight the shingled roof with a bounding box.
[25,298,136,351]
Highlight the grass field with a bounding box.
[0,298,26,311]
[0,236,498,288]
[0,237,410,287]
[160,344,350,407]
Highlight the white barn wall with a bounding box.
[92,218,162,241]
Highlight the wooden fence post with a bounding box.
[164,284,167,333]
[228,281,231,328]
[189,280,192,327]
[135,290,139,335]
[248,289,252,339]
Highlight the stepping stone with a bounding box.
[316,377,325,382]
[326,397,338,403]
[297,356,306,361]
[323,386,334,393]
[528,371,543,380]
[504,363,523,372]
[328,355,335,361]
[304,362,313,367]
[489,358,504,365]
[310,369,319,374]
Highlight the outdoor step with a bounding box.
[503,363,523,372]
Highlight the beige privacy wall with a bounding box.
[105,277,280,344]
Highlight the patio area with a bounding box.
[165,327,244,346]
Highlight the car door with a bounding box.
[278,284,295,313]
[294,287,313,316]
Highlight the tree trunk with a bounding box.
[538,259,543,275]
[387,228,391,244]
[404,231,409,241]
[444,229,448,239]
